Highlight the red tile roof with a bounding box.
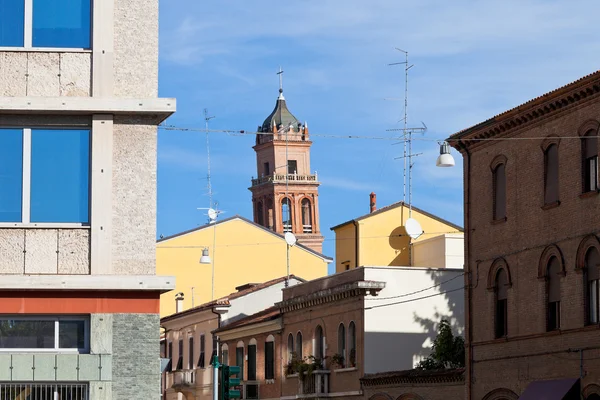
[361,368,465,386]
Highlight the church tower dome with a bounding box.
[249,70,324,253]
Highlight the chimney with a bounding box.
[370,192,377,213]
[175,292,184,313]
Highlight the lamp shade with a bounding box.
[199,248,211,264]
[436,141,455,167]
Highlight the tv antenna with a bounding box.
[204,108,216,209]
[387,48,427,218]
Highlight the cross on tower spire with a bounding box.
[277,66,284,99]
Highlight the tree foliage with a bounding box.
[416,319,465,370]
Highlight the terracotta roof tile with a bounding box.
[361,368,465,386]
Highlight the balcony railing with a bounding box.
[169,369,196,389]
[251,173,318,187]
[298,370,330,396]
[257,132,309,145]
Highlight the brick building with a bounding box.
[450,71,600,399]
[361,369,465,400]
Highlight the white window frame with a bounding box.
[0,127,90,229]
[0,316,90,353]
[0,0,92,52]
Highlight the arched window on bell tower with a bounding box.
[301,198,312,233]
[282,198,292,232]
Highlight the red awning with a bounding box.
[518,378,580,400]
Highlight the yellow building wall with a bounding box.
[334,204,461,273]
[157,218,329,317]
[333,223,356,271]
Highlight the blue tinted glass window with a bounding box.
[0,129,23,222]
[32,0,91,48]
[0,0,25,47]
[30,129,90,223]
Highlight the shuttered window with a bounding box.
[583,131,598,193]
[587,248,600,324]
[236,346,244,380]
[198,334,205,368]
[547,257,561,331]
[265,341,275,380]
[495,269,508,338]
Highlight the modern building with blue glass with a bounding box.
[0,0,175,398]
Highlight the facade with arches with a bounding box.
[450,70,600,399]
[249,86,324,253]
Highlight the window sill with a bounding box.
[491,217,507,225]
[579,190,599,199]
[333,367,357,373]
[541,201,561,210]
[0,47,92,53]
[0,223,90,229]
[265,379,275,384]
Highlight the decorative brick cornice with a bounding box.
[276,281,385,312]
[360,368,465,387]
[450,71,600,151]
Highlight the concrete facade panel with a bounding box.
[91,314,114,354]
[27,53,60,97]
[90,381,112,400]
[25,229,58,274]
[59,53,92,97]
[101,354,113,381]
[113,0,158,98]
[0,229,25,274]
[0,52,27,96]
[112,118,157,275]
[58,229,90,274]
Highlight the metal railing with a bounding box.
[302,224,312,233]
[257,132,308,145]
[251,173,318,186]
[299,370,330,396]
[0,383,88,400]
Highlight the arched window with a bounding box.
[493,162,506,220]
[301,198,312,233]
[348,322,356,367]
[256,201,264,226]
[287,333,294,362]
[221,344,229,365]
[265,335,275,380]
[544,144,559,205]
[282,198,292,232]
[582,130,598,193]
[547,256,562,331]
[315,325,324,363]
[296,332,303,358]
[495,269,509,338]
[337,323,346,368]
[587,247,600,324]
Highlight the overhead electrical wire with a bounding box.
[364,286,465,310]
[158,124,597,143]
[365,272,465,301]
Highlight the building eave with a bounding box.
[0,97,177,124]
[213,318,283,341]
[448,69,600,149]
[0,275,175,293]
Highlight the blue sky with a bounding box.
[156,0,600,274]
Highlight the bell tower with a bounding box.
[249,70,324,253]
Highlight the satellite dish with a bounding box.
[405,218,423,240]
[284,232,297,247]
[207,208,217,222]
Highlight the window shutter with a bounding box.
[587,248,600,281]
[247,345,257,381]
[544,144,559,204]
[547,257,561,303]
[496,269,508,300]
[494,164,506,220]
[265,342,275,380]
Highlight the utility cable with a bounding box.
[365,272,465,300]
[364,286,465,310]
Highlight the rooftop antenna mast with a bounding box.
[204,108,216,210]
[387,48,426,218]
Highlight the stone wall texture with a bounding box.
[113,313,161,400]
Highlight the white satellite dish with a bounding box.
[207,208,218,222]
[284,232,297,247]
[405,218,423,240]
